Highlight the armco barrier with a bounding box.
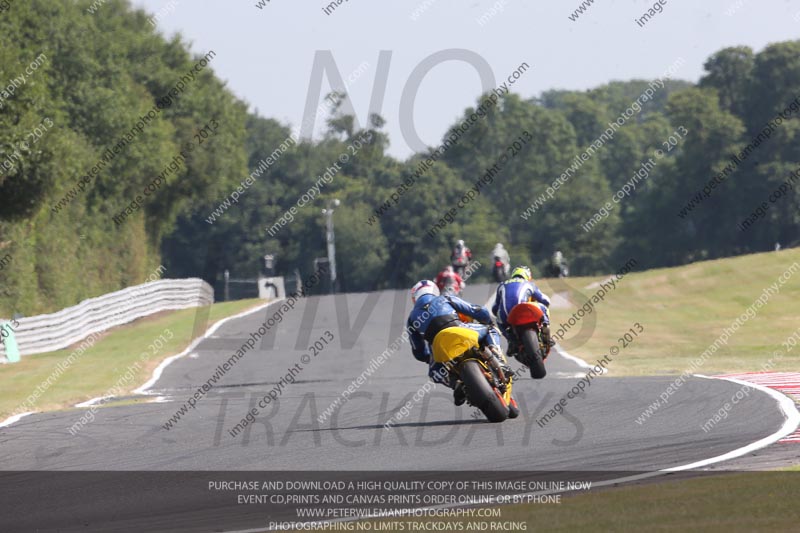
[0,279,213,360]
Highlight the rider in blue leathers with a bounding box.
[407,280,508,405]
[492,266,554,370]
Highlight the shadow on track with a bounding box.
[291,418,487,433]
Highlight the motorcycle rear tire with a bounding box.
[521,328,547,379]
[460,360,509,423]
[493,268,503,283]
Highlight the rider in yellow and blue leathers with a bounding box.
[492,266,553,372]
[407,280,507,405]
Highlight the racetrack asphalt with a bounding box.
[0,284,794,531]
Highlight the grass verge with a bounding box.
[537,248,800,375]
[359,469,800,532]
[0,298,264,420]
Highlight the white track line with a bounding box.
[664,374,800,470]
[484,292,597,371]
[0,411,34,429]
[134,299,282,394]
[232,292,800,533]
[552,345,596,371]
[229,371,800,533]
[0,300,281,429]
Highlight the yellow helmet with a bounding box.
[510,266,532,281]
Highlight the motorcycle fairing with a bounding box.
[432,326,480,363]
[507,301,544,327]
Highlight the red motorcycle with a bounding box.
[506,302,548,379]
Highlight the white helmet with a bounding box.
[411,280,440,303]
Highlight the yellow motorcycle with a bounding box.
[432,326,520,423]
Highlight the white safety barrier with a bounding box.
[0,278,213,359]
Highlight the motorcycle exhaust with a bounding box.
[480,346,508,385]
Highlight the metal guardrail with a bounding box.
[0,278,213,359]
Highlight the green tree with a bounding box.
[699,46,754,118]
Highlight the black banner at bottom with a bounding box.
[1,470,798,532]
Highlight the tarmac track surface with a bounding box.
[0,284,792,531]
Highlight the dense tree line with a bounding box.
[1,1,798,313]
[193,43,799,293]
[0,0,247,313]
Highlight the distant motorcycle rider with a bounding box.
[435,265,464,295]
[450,240,472,277]
[407,280,509,405]
[549,251,569,278]
[491,242,510,282]
[492,266,554,370]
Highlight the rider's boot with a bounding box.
[540,324,554,358]
[449,374,466,406]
